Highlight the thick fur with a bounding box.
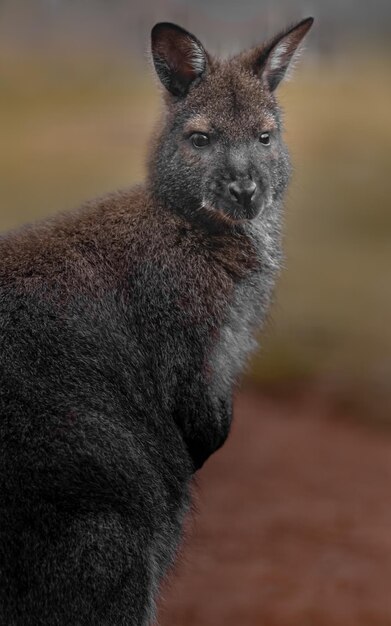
[0,18,312,626]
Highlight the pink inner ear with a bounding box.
[155,33,200,81]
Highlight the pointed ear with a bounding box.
[243,17,314,92]
[151,23,208,98]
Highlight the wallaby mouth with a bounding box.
[242,200,265,221]
[201,198,265,225]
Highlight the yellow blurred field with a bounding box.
[1,49,390,419]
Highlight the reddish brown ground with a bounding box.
[158,388,391,626]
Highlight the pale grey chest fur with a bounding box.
[209,216,282,398]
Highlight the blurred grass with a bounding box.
[0,55,156,228]
[1,48,391,418]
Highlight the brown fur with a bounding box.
[0,186,258,315]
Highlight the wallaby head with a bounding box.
[148,18,313,225]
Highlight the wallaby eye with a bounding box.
[191,133,210,148]
[259,132,271,146]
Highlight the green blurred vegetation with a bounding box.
[1,49,390,419]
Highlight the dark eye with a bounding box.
[259,132,271,146]
[191,133,210,148]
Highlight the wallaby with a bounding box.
[0,17,313,626]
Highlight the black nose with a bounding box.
[228,180,257,206]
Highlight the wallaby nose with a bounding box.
[228,180,257,206]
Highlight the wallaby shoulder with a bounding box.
[0,188,271,354]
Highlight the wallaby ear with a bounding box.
[151,22,208,98]
[243,17,314,92]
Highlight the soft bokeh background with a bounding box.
[1,1,391,624]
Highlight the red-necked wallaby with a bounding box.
[0,17,313,626]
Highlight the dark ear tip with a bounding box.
[301,16,315,29]
[151,22,188,41]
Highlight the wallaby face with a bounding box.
[0,18,313,626]
[149,19,313,224]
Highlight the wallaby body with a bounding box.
[0,18,313,626]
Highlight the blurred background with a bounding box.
[1,1,391,624]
